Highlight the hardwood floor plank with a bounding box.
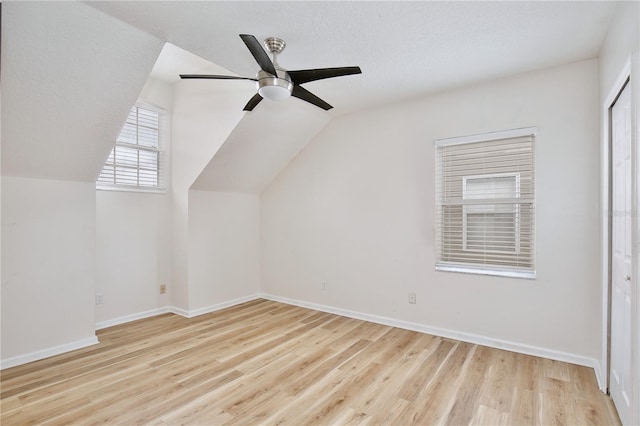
[304,360,387,425]
[132,369,244,424]
[539,377,571,425]
[262,368,348,424]
[411,342,477,425]
[509,387,536,425]
[0,299,620,425]
[2,391,93,425]
[478,348,518,413]
[397,338,455,401]
[350,333,433,417]
[283,338,371,396]
[444,344,492,425]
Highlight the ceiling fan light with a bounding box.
[258,84,291,101]
[257,70,293,101]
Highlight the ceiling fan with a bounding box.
[180,34,362,111]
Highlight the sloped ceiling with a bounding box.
[1,2,164,182]
[90,1,615,193]
[158,43,330,193]
[90,1,616,116]
[1,1,617,188]
[191,98,330,193]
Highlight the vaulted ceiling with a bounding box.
[2,2,164,182]
[2,1,617,186]
[89,1,616,114]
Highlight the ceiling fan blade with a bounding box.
[243,93,263,111]
[180,74,257,81]
[291,85,333,110]
[239,34,277,76]
[288,66,362,85]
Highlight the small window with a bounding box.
[97,105,165,192]
[435,128,536,278]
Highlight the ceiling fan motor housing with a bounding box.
[257,69,293,101]
[263,37,286,55]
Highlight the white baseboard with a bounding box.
[0,336,99,370]
[96,294,262,326]
[2,294,603,386]
[169,305,190,317]
[260,293,601,374]
[173,294,261,318]
[593,360,607,393]
[1,295,262,370]
[96,307,172,330]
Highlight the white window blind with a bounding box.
[435,128,536,278]
[97,105,165,192]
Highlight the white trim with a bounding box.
[97,294,263,325]
[630,50,640,424]
[0,295,263,369]
[634,51,640,426]
[434,126,537,147]
[170,294,262,319]
[260,293,600,374]
[0,336,99,370]
[601,53,640,423]
[96,307,172,330]
[601,56,633,394]
[594,360,606,393]
[169,305,190,318]
[95,184,166,194]
[435,264,535,279]
[1,293,603,390]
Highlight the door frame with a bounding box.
[601,53,639,424]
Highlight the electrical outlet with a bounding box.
[160,284,167,294]
[95,293,103,305]
[408,292,416,304]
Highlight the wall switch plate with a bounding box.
[408,292,416,304]
[95,293,103,305]
[321,281,328,290]
[160,284,167,294]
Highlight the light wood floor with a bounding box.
[1,299,620,425]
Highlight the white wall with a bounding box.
[188,191,260,311]
[171,81,249,311]
[598,1,639,99]
[1,177,97,362]
[95,76,259,322]
[95,77,173,327]
[0,2,165,366]
[261,59,601,360]
[95,191,171,325]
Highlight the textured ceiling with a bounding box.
[89,1,616,116]
[2,1,618,186]
[1,2,164,181]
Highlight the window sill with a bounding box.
[435,264,535,280]
[96,185,166,194]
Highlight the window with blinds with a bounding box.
[97,105,165,192]
[434,127,536,279]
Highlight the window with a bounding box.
[97,105,165,192]
[435,127,536,278]
[463,173,520,252]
